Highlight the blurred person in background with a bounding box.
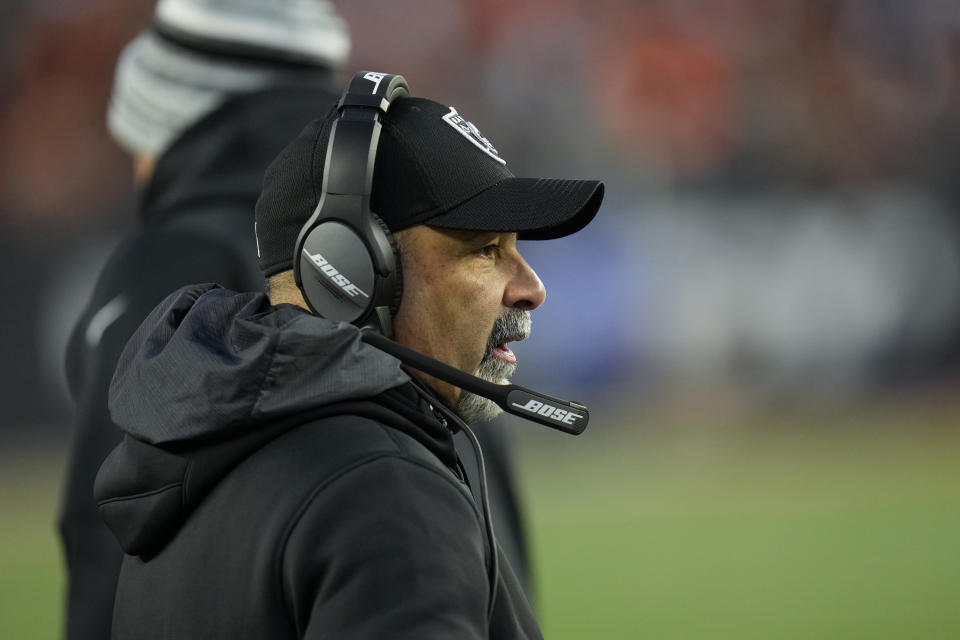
[61,0,344,637]
[60,3,535,639]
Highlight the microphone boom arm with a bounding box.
[361,330,589,435]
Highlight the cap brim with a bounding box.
[426,178,604,240]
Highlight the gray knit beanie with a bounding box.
[108,0,351,157]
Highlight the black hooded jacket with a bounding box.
[95,284,541,639]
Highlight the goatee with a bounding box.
[455,308,531,425]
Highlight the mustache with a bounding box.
[485,308,531,357]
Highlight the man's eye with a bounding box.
[479,244,500,258]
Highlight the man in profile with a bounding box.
[94,80,603,637]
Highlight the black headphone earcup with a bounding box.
[370,212,403,316]
[296,220,378,324]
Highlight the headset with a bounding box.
[293,71,591,436]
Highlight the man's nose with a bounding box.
[505,257,546,310]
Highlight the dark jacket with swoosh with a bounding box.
[95,284,541,639]
[60,86,342,640]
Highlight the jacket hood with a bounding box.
[95,283,434,556]
[108,283,409,444]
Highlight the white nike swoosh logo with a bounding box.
[85,294,129,349]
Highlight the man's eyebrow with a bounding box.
[436,228,503,244]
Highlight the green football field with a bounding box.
[2,395,959,639]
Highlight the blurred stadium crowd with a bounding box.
[2,0,960,433]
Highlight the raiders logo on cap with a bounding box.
[441,106,506,165]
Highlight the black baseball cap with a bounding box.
[255,96,604,276]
